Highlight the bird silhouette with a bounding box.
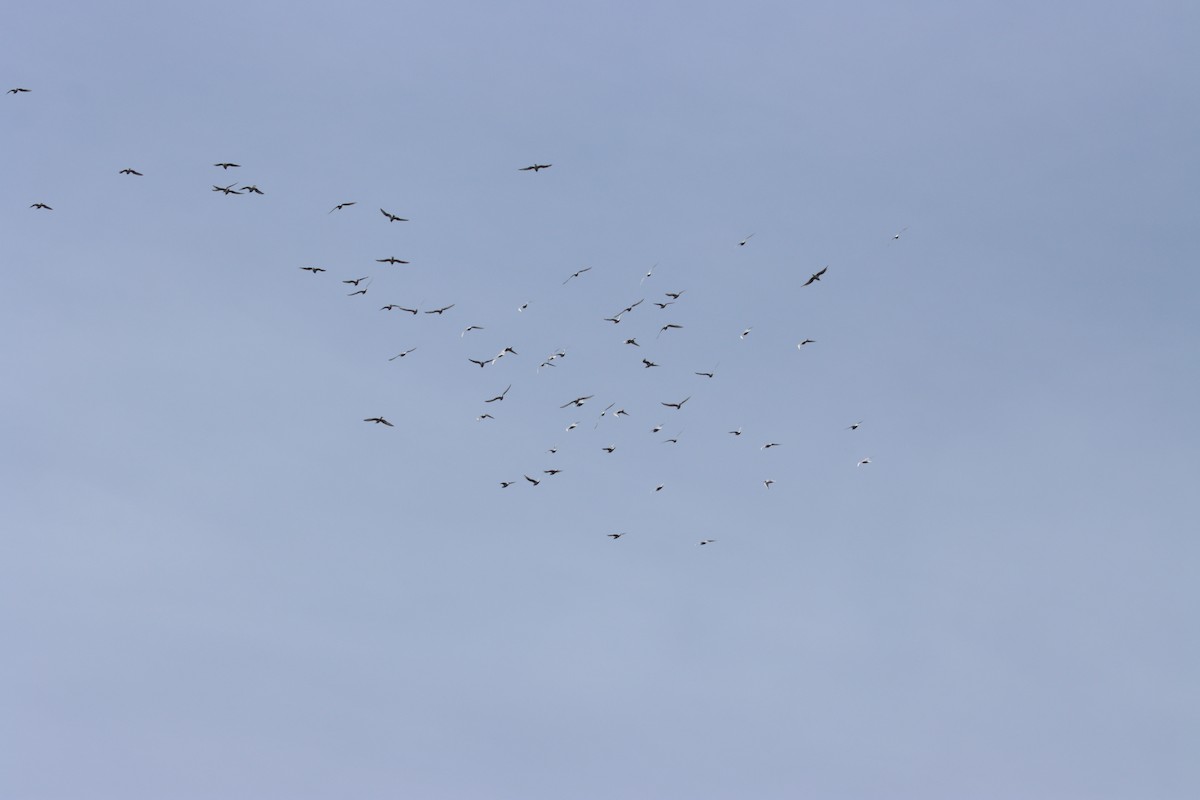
[118,168,143,176]
[213,163,240,169]
[425,304,455,315]
[388,348,417,361]
[363,417,394,426]
[329,202,356,213]
[380,208,408,222]
[661,397,690,410]
[519,164,552,172]
[30,202,52,210]
[803,266,828,286]
[484,385,511,403]
[376,257,409,264]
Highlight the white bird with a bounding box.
[740,328,752,339]
[640,263,656,284]
[857,457,871,467]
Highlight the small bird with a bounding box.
[347,288,368,297]
[892,226,909,241]
[624,338,640,347]
[699,539,716,546]
[425,304,455,315]
[729,428,742,436]
[214,163,240,169]
[641,264,656,284]
[519,163,552,172]
[602,445,616,453]
[380,208,408,222]
[563,266,591,284]
[461,325,484,337]
[7,88,31,94]
[467,358,490,368]
[477,414,494,420]
[614,409,630,418]
[857,458,871,467]
[655,485,664,492]
[388,348,417,361]
[518,302,530,312]
[651,424,663,433]
[524,475,541,486]
[761,442,780,449]
[561,395,594,408]
[740,328,752,339]
[603,315,624,325]
[764,479,774,489]
[797,339,816,347]
[484,385,511,403]
[566,422,579,431]
[212,183,242,195]
[664,290,685,299]
[381,305,418,314]
[661,397,690,410]
[329,202,356,213]
[803,266,828,286]
[654,301,675,309]
[242,185,264,194]
[543,469,562,476]
[300,266,326,273]
[607,533,626,539]
[500,481,515,488]
[848,421,862,430]
[547,447,558,454]
[694,371,714,379]
[376,257,409,264]
[658,323,683,337]
[363,417,394,426]
[738,234,755,246]
[662,437,679,444]
[342,277,369,285]
[642,359,659,369]
[621,298,644,314]
[30,202,52,210]
[118,168,143,176]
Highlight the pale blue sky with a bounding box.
[3,2,1198,798]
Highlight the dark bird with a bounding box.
[364,417,394,426]
[484,385,511,403]
[347,288,368,297]
[342,277,369,285]
[729,428,743,436]
[212,183,242,195]
[602,445,616,454]
[803,266,828,286]
[764,479,774,489]
[563,266,592,284]
[658,323,683,337]
[381,304,417,313]
[566,422,579,431]
[694,371,714,379]
[848,421,863,430]
[560,395,594,408]
[654,302,675,309]
[477,414,495,420]
[376,257,409,264]
[651,424,663,433]
[518,302,530,312]
[607,533,626,539]
[641,264,656,284]
[242,185,264,194]
[380,208,408,222]
[797,339,816,347]
[118,168,143,176]
[892,226,909,241]
[624,338,640,347]
[547,447,558,454]
[519,163,552,172]
[655,485,665,492]
[329,202,356,213]
[300,266,326,273]
[621,298,644,314]
[614,409,630,418]
[662,437,679,444]
[740,328,752,339]
[543,469,562,476]
[461,325,484,337]
[468,358,490,368]
[30,202,52,210]
[425,304,455,315]
[214,163,240,169]
[388,348,417,361]
[524,475,541,486]
[699,539,716,545]
[642,359,659,369]
[762,442,781,449]
[603,315,624,325]
[500,481,515,488]
[665,290,685,299]
[7,88,31,94]
[661,397,690,410]
[857,457,872,467]
[738,234,755,246]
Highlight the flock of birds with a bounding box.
[11,85,902,547]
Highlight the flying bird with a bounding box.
[376,257,409,264]
[524,475,541,486]
[603,315,624,325]
[803,266,828,286]
[380,208,408,222]
[857,458,871,467]
[640,264,656,284]
[848,421,862,430]
[740,328,752,339]
[761,442,781,449]
[661,397,690,410]
[118,168,143,176]
[342,277,369,285]
[242,185,264,194]
[699,539,716,546]
[543,469,562,476]
[300,266,326,273]
[651,424,663,433]
[797,339,815,347]
[518,302,530,312]
[563,266,592,284]
[892,226,909,241]
[425,304,455,315]
[212,183,242,195]
[519,163,552,171]
[467,358,490,368]
[329,202,356,213]
[477,414,495,420]
[500,481,515,488]
[642,359,659,369]
[729,428,743,436]
[738,234,755,246]
[461,325,484,337]
[363,417,394,426]
[560,395,594,408]
[655,485,665,492]
[602,445,616,453]
[694,371,714,379]
[664,291,685,299]
[7,88,31,94]
[654,301,675,309]
[764,479,774,489]
[347,288,368,297]
[382,305,418,314]
[624,338,640,347]
[658,323,683,337]
[213,163,240,169]
[484,385,511,403]
[607,533,625,539]
[30,202,52,210]
[566,422,579,431]
[388,348,417,361]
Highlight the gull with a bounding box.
[621,298,644,314]
[377,257,409,264]
[566,422,579,431]
[519,163,552,171]
[518,302,530,312]
[242,185,264,194]
[363,417,394,426]
[661,397,690,410]
[892,226,909,241]
[381,208,408,222]
[214,163,240,169]
[614,409,630,418]
[562,266,591,284]
[342,277,369,285]
[477,414,494,420]
[329,202,356,213]
[300,266,326,273]
[500,481,515,488]
[651,424,663,433]
[118,168,143,176]
[468,358,490,368]
[560,395,594,408]
[658,323,683,338]
[694,370,715,379]
[848,421,862,430]
[640,263,656,284]
[602,445,616,453]
[461,325,484,337]
[524,475,541,486]
[662,435,680,444]
[381,304,417,313]
[740,328,752,339]
[655,485,664,492]
[738,234,755,246]
[7,88,31,94]
[654,301,675,309]
[624,338,640,347]
[797,339,815,347]
[665,290,685,299]
[761,442,781,449]
[347,288,368,297]
[603,315,624,325]
[803,266,828,286]
[764,479,774,489]
[607,533,626,539]
[543,469,562,476]
[729,428,742,436]
[490,346,518,365]
[857,457,871,467]
[699,539,716,545]
[484,385,511,403]
[212,183,242,195]
[547,447,558,454]
[30,202,52,209]
[642,359,659,369]
[598,402,616,419]
[425,304,455,315]
[388,348,417,361]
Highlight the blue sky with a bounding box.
[3,2,1198,798]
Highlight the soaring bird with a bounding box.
[388,348,417,361]
[563,266,591,284]
[694,370,715,379]
[212,183,242,195]
[519,163,552,172]
[377,257,409,264]
[603,315,624,325]
[566,422,579,431]
[461,325,485,337]
[560,395,594,408]
[524,475,541,486]
[425,304,455,315]
[363,417,394,426]
[655,485,665,492]
[607,533,626,539]
[892,226,909,241]
[30,202,52,210]
[624,338,640,347]
[602,445,616,453]
[699,539,716,545]
[803,266,828,286]
[857,458,872,467]
[658,323,683,337]
[664,290,685,299]
[738,234,755,246]
[661,397,690,410]
[214,163,240,169]
[342,277,369,285]
[764,479,774,489]
[484,385,511,403]
[7,88,31,94]
[543,469,562,476]
[848,421,862,430]
[300,266,326,273]
[380,208,408,222]
[467,358,490,368]
[654,301,675,309]
[651,424,663,433]
[347,288,368,297]
[642,359,659,369]
[640,264,656,284]
[382,305,418,314]
[477,414,494,420]
[329,202,356,213]
[761,442,781,449]
[729,428,743,436]
[500,481,515,488]
[118,168,143,176]
[518,302,530,312]
[797,339,816,347]
[242,185,264,194]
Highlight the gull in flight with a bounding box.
[477,414,494,420]
[380,209,408,222]
[214,162,239,169]
[566,422,579,431]
[763,479,774,489]
[461,325,484,337]
[563,266,591,285]
[740,328,752,339]
[329,202,356,213]
[500,481,515,488]
[342,276,369,285]
[561,395,594,408]
[118,168,143,176]
[425,304,455,315]
[848,421,862,430]
[347,288,368,297]
[651,424,663,433]
[653,301,675,309]
[300,266,326,273]
[665,290,685,299]
[661,397,690,410]
[624,338,640,347]
[377,257,409,264]
[484,385,511,403]
[857,457,871,467]
[467,358,490,368]
[212,183,242,195]
[242,185,264,194]
[602,445,616,454]
[738,234,755,246]
[8,88,31,94]
[519,163,552,172]
[524,475,541,486]
[797,339,815,347]
[699,539,716,546]
[642,359,659,369]
[729,428,742,436]
[803,266,828,286]
[518,302,530,312]
[658,323,683,338]
[543,469,562,476]
[640,263,656,284]
[388,348,417,361]
[30,202,52,209]
[761,442,781,449]
[363,417,394,426]
[382,305,418,314]
[892,226,909,241]
[607,533,626,540]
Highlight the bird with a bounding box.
[380,208,408,222]
[118,168,143,176]
[242,185,264,194]
[543,469,562,476]
[461,325,485,337]
[848,421,862,430]
[640,264,656,284]
[30,203,52,210]
[694,371,715,379]
[500,481,515,488]
[740,328,752,339]
[477,414,495,420]
[329,202,356,213]
[655,485,665,492]
[738,234,755,246]
[388,348,417,361]
[602,445,616,453]
[363,417,394,426]
[300,266,326,273]
[561,395,594,408]
[664,291,685,299]
[566,422,579,431]
[7,88,31,94]
[212,183,242,195]
[342,277,369,285]
[376,257,409,264]
[803,266,828,286]
[382,305,418,314]
[624,338,640,347]
[658,323,683,337]
[662,436,679,444]
[729,428,743,436]
[892,226,909,241]
[614,409,630,418]
[797,339,815,347]
[547,447,558,454]
[603,315,624,325]
[661,397,690,410]
[653,301,675,309]
[607,533,626,539]
[761,442,781,449]
[857,458,871,467]
[524,475,541,486]
[518,302,530,312]
[764,479,774,489]
[425,304,455,315]
[484,385,511,403]
[651,424,663,433]
[347,288,368,297]
[699,539,716,545]
[621,298,645,314]
[467,358,490,368]
[519,163,552,171]
[213,163,240,169]
[563,266,591,284]
[642,359,659,369]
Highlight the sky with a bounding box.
[2,1,1198,798]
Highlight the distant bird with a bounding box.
[602,445,616,453]
[518,302,530,312]
[651,424,663,433]
[847,421,862,430]
[380,208,408,222]
[764,479,774,489]
[342,277,369,285]
[425,304,455,315]
[519,163,552,172]
[566,422,579,431]
[694,371,715,379]
[640,264,656,284]
[624,338,640,347]
[603,315,624,325]
[214,163,240,169]
[699,539,716,545]
[563,266,592,284]
[857,458,871,467]
[654,301,675,309]
[762,442,780,449]
[729,428,742,436]
[547,447,558,454]
[363,417,394,426]
[661,397,690,410]
[740,328,752,339]
[329,202,356,213]
[30,202,52,210]
[388,348,417,361]
[382,305,418,314]
[803,266,828,286]
[461,325,484,337]
[797,339,816,347]
[7,88,31,94]
[500,481,515,488]
[524,475,541,486]
[664,291,685,299]
[242,185,264,194]
[642,359,659,369]
[212,183,242,195]
[738,234,755,246]
[892,226,909,241]
[118,168,143,176]
[607,533,626,539]
[300,266,326,273]
[477,414,494,420]
[662,436,679,444]
[543,469,562,476]
[376,257,409,264]
[561,395,594,408]
[614,409,630,418]
[347,288,368,297]
[621,298,644,314]
[658,323,683,337]
[467,358,490,368]
[655,485,665,492]
[484,385,511,403]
